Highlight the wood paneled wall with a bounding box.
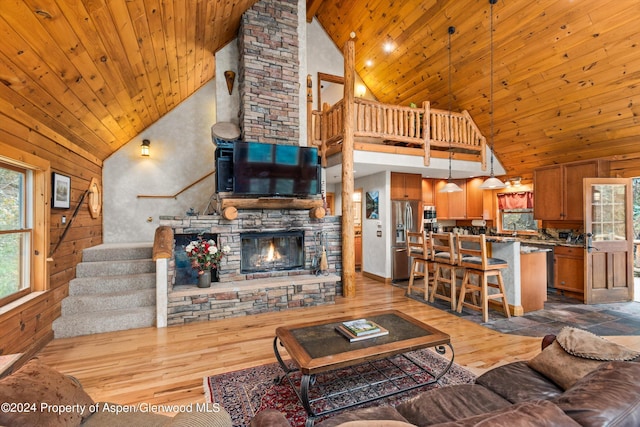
[0,111,102,358]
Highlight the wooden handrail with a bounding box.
[311,98,486,170]
[137,171,215,199]
[153,226,174,260]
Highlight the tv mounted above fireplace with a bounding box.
[228,141,321,197]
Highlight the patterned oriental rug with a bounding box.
[204,349,476,427]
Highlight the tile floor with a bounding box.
[398,278,640,337]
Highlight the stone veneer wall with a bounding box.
[237,0,299,145]
[159,211,342,325]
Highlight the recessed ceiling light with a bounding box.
[383,41,394,53]
[365,59,373,67]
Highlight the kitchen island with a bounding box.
[483,237,552,316]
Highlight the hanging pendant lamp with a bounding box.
[439,26,462,193]
[479,0,506,190]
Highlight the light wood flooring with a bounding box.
[37,274,640,414]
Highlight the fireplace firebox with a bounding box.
[241,231,304,273]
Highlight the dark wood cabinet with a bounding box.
[391,172,422,200]
[534,160,608,221]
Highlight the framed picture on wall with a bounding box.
[52,172,71,209]
[366,191,379,219]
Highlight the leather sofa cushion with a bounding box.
[475,361,562,403]
[554,361,640,427]
[81,405,170,427]
[395,384,511,427]
[432,400,580,427]
[315,406,411,427]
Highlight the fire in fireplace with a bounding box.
[241,231,304,273]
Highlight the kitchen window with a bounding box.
[497,192,538,234]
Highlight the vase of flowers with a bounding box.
[185,237,229,288]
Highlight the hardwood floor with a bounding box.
[37,274,640,414]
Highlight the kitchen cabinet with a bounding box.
[391,172,422,200]
[520,250,548,312]
[435,179,466,219]
[422,178,435,206]
[554,245,584,300]
[466,177,496,220]
[534,160,608,221]
[435,178,495,220]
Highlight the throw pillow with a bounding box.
[527,340,604,390]
[0,358,94,427]
[528,327,640,390]
[556,326,640,361]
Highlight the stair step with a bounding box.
[61,289,156,315]
[81,243,153,262]
[53,307,156,338]
[75,259,155,278]
[68,273,156,295]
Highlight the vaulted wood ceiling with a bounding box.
[1,0,638,177]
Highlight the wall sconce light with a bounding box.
[140,139,150,157]
[356,83,367,97]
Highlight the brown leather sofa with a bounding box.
[250,330,640,427]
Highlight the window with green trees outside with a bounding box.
[0,163,31,304]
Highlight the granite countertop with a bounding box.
[489,235,584,248]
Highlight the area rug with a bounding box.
[204,348,476,427]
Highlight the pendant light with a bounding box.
[479,0,506,190]
[439,26,463,193]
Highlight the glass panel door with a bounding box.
[591,184,627,242]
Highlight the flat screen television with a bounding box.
[233,141,321,197]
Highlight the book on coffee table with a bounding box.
[341,319,382,336]
[336,321,389,342]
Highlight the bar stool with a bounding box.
[429,232,459,310]
[456,234,511,322]
[406,231,432,299]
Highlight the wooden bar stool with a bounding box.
[429,232,460,310]
[406,231,432,299]
[456,234,511,323]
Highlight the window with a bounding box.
[0,164,31,304]
[497,192,538,234]
[0,142,49,308]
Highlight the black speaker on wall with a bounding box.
[215,147,234,192]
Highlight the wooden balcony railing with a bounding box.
[310,98,486,169]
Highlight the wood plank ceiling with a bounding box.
[1,0,638,178]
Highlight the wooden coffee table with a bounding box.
[273,310,453,426]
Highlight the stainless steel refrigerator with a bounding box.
[391,200,421,281]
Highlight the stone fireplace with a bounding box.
[159,210,341,325]
[240,231,304,273]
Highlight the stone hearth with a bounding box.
[159,210,341,325]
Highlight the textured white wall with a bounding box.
[215,42,240,125]
[102,12,349,244]
[103,81,217,243]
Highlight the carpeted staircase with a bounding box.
[52,243,156,338]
